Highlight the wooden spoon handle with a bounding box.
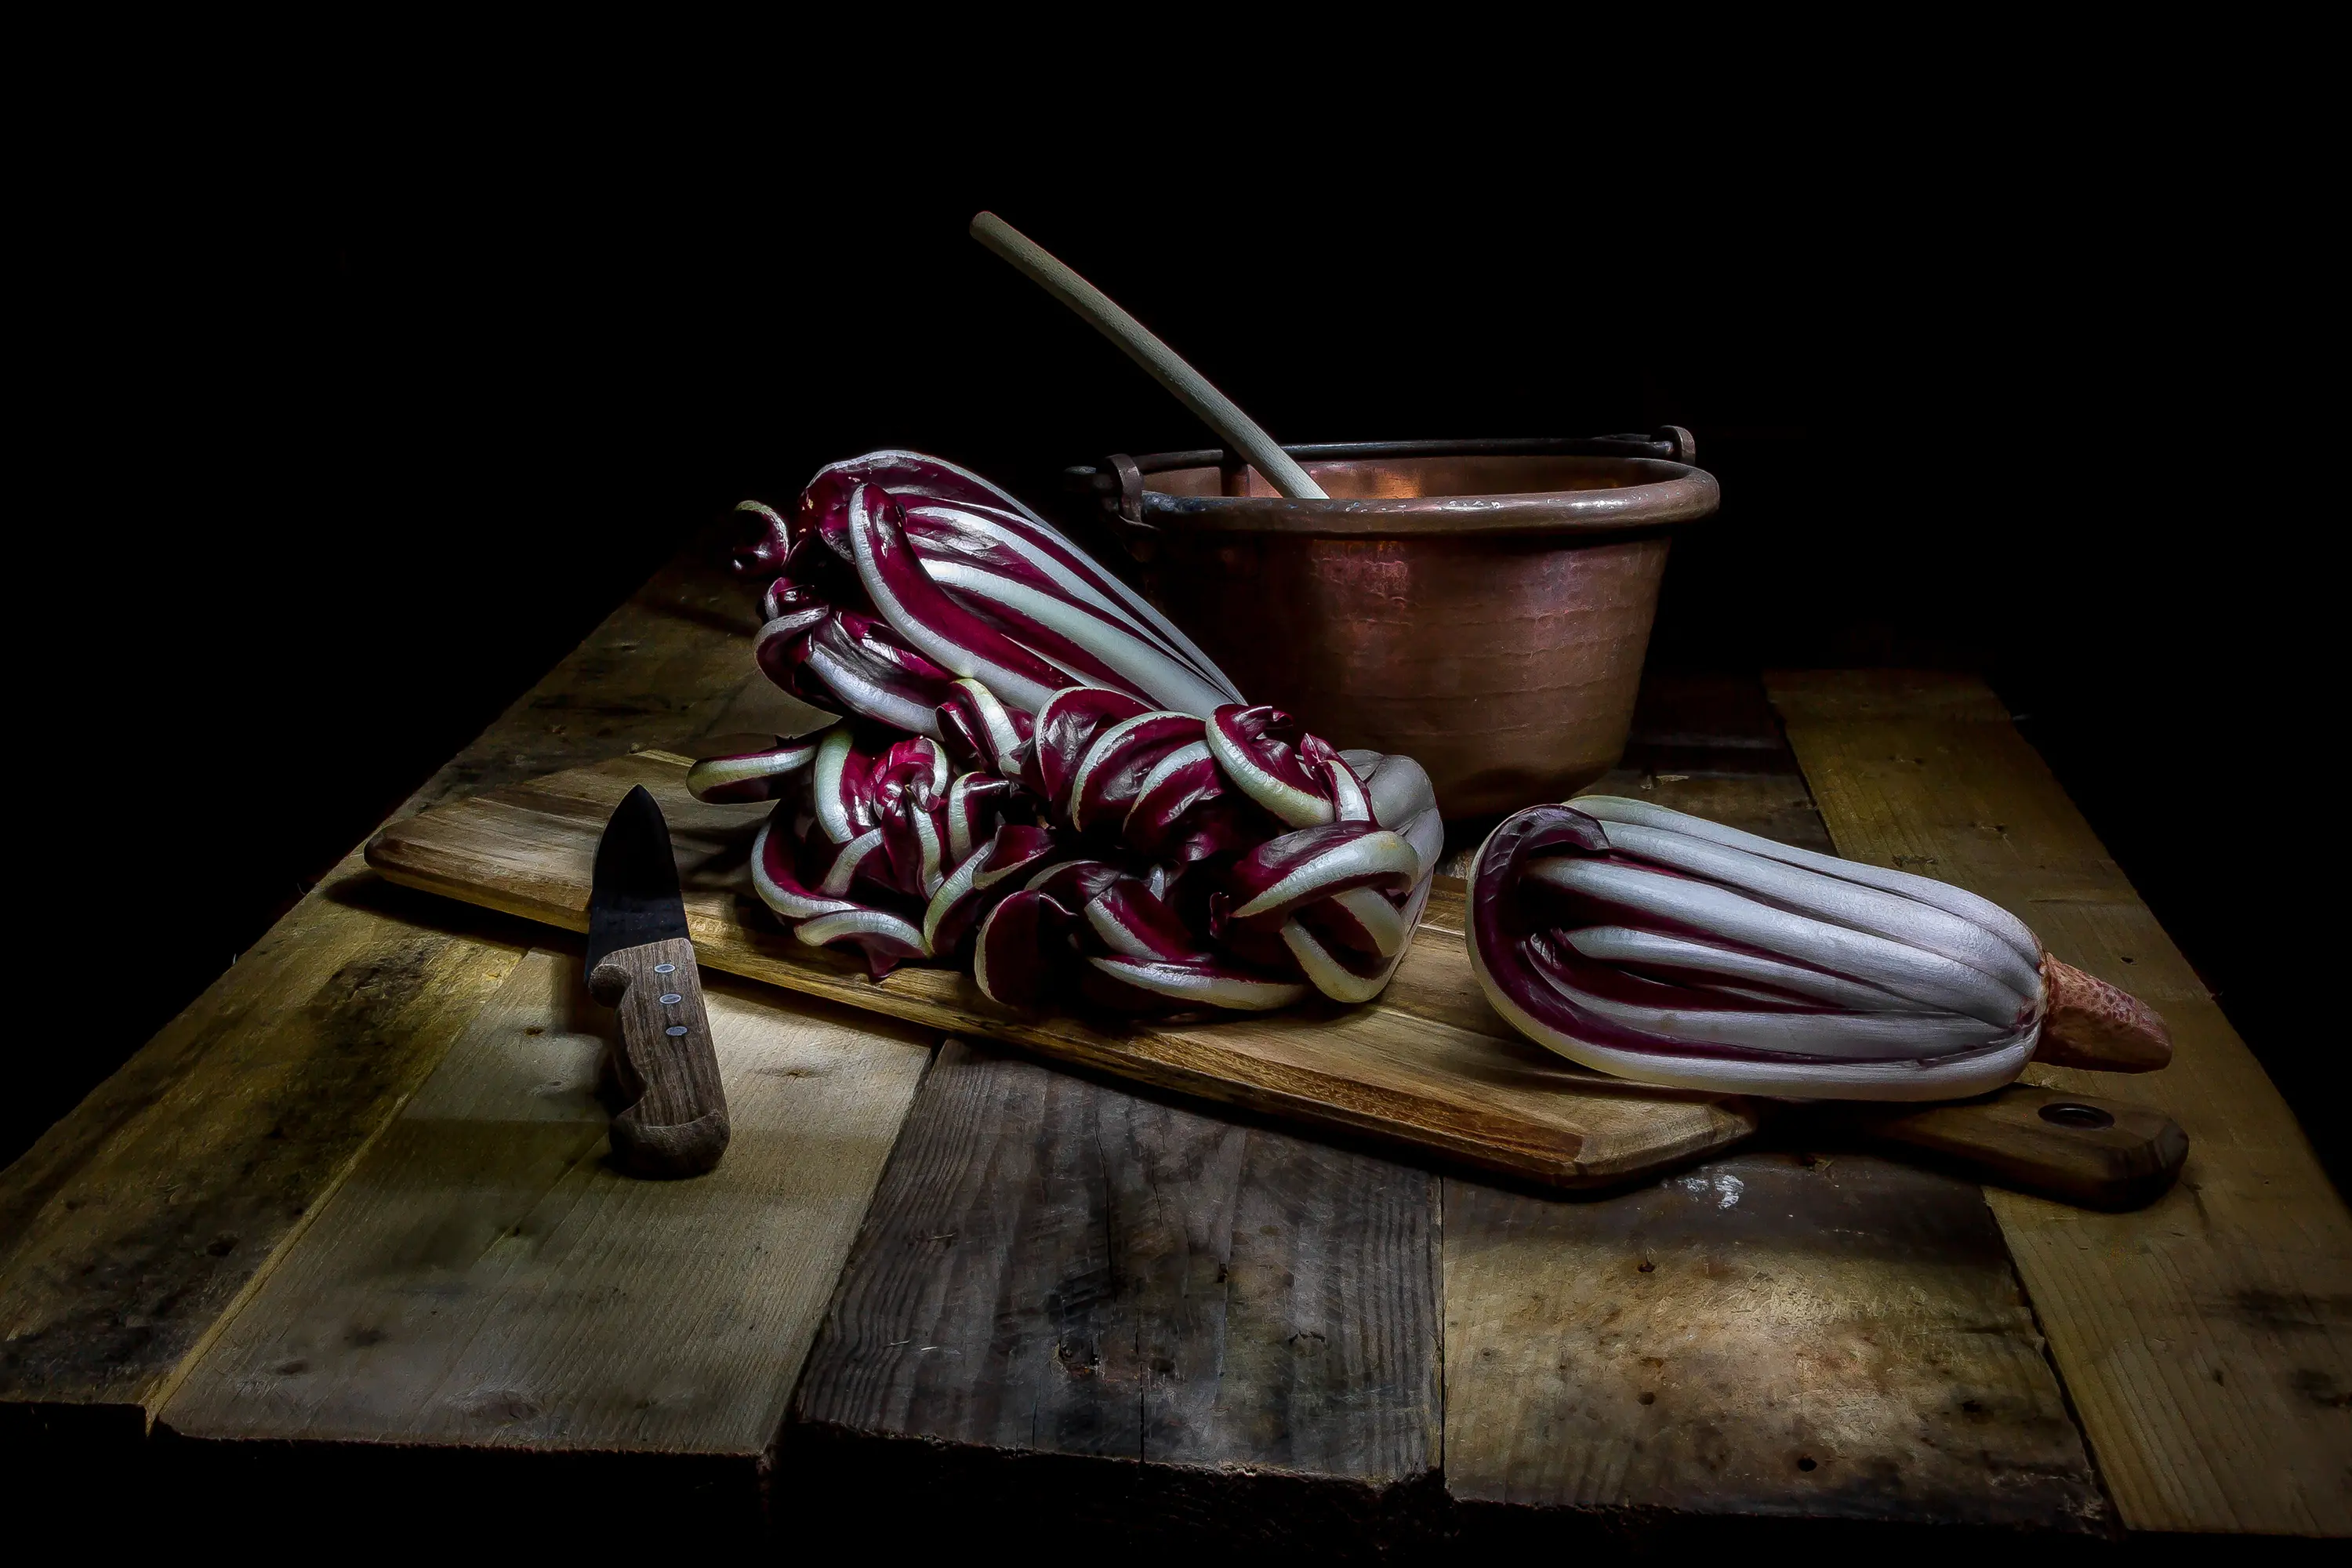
[970,211,1328,501]
[2035,953,2173,1073]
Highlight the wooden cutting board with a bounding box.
[365,750,1759,1187]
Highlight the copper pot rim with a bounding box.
[1080,441,1722,540]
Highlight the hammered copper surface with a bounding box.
[1139,455,1715,816]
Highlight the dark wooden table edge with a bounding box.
[26,1410,2330,1555]
[764,1421,2171,1555]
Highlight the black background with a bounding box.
[20,145,2333,1186]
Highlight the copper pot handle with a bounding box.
[1065,430,1698,562]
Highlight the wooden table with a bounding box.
[5,540,2347,1548]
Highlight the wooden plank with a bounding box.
[1444,1151,2103,1526]
[783,1039,1440,1545]
[365,752,1760,1190]
[0,865,526,1432]
[158,948,932,1454]
[1767,668,2352,1537]
[1439,684,2103,1529]
[2,542,766,1432]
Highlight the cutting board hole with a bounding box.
[2040,1102,2115,1130]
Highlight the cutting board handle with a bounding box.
[1849,1082,2188,1210]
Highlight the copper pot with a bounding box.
[1065,434,1720,818]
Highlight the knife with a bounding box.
[586,784,729,1177]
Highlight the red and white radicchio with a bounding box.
[695,451,1443,1013]
[1465,796,2054,1100]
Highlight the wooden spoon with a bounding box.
[970,210,1327,501]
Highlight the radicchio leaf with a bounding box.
[1465,800,2046,1101]
[847,482,1076,717]
[1083,876,1207,963]
[1205,705,1335,828]
[974,889,1080,1007]
[1221,822,1421,927]
[721,452,1443,1016]
[1029,686,1152,809]
[922,821,1059,957]
[799,610,955,738]
[938,677,1033,779]
[684,728,831,804]
[1081,956,1310,1013]
[1067,712,1203,833]
[797,449,1243,712]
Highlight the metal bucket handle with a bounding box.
[1063,429,1698,560]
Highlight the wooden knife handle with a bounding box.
[1849,1082,2187,1210]
[587,935,730,1178]
[2034,953,2173,1073]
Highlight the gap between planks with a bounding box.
[1767,669,2352,1537]
[1439,739,2103,1529]
[160,949,935,1455]
[1,545,775,1429]
[0,860,528,1428]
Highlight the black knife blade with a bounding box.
[586,785,728,1177]
[587,784,691,975]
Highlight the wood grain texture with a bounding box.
[1768,668,2352,1536]
[787,1040,1439,1493]
[591,936,729,1178]
[1849,1082,2188,1212]
[1440,684,2102,1529]
[159,949,932,1454]
[2,538,772,1432]
[367,753,1758,1190]
[1444,1152,2104,1526]
[0,864,525,1433]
